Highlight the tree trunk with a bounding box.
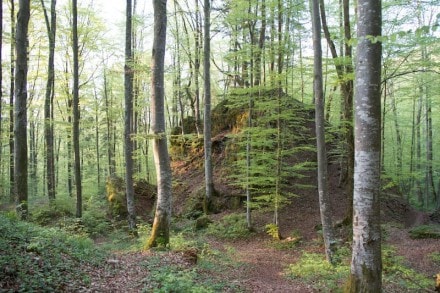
[146,0,172,249]
[203,0,214,212]
[390,84,403,191]
[125,0,137,234]
[193,0,202,135]
[72,0,82,218]
[320,0,354,224]
[103,70,116,176]
[416,86,423,205]
[312,0,335,264]
[14,0,31,219]
[0,0,3,192]
[41,0,57,202]
[94,88,101,186]
[9,0,15,203]
[345,0,382,291]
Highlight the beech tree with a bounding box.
[9,0,15,203]
[41,0,57,202]
[146,0,173,249]
[311,0,335,264]
[346,0,382,291]
[124,0,137,233]
[14,0,30,219]
[0,1,3,190]
[72,0,82,218]
[203,0,213,211]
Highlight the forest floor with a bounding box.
[82,160,440,292]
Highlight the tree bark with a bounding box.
[125,0,137,234]
[103,70,116,176]
[72,0,82,218]
[41,0,57,202]
[0,0,3,190]
[203,0,214,212]
[9,0,15,203]
[346,0,382,291]
[311,0,335,264]
[14,0,30,219]
[146,0,173,249]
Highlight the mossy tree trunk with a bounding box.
[146,0,172,249]
[346,0,382,291]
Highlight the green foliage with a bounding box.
[408,224,440,239]
[265,223,281,240]
[225,90,314,215]
[205,213,253,240]
[382,245,433,291]
[140,249,238,293]
[0,213,106,292]
[288,252,350,290]
[142,265,215,293]
[429,251,440,265]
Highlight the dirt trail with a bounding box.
[206,235,316,292]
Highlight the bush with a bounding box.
[288,252,349,290]
[409,224,440,239]
[205,213,252,240]
[0,213,106,292]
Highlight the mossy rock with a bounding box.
[106,175,127,219]
[409,224,440,239]
[194,215,213,230]
[183,187,225,219]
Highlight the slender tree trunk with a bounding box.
[312,0,335,264]
[390,84,403,191]
[9,0,15,203]
[103,70,116,176]
[94,88,101,187]
[125,0,137,234]
[320,0,354,224]
[254,0,266,86]
[146,0,173,249]
[203,0,213,212]
[346,0,382,291]
[416,86,423,204]
[63,62,73,197]
[341,0,354,224]
[14,0,30,219]
[194,0,202,135]
[0,1,3,191]
[72,0,82,218]
[41,0,57,202]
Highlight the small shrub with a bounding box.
[205,213,252,240]
[429,251,440,265]
[409,224,440,239]
[287,252,349,290]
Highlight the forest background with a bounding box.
[0,0,440,291]
[1,0,439,213]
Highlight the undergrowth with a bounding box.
[0,212,107,292]
[287,245,434,292]
[205,213,253,239]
